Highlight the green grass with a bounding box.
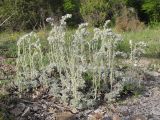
[118,27,160,58]
[0,32,24,58]
[0,26,160,59]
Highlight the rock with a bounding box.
[143,92,151,97]
[109,104,117,113]
[71,108,78,114]
[112,114,120,120]
[88,108,106,120]
[130,114,146,120]
[17,103,26,111]
[45,115,55,120]
[10,103,26,116]
[55,112,74,120]
[18,117,26,120]
[147,71,159,77]
[9,104,15,109]
[103,113,112,120]
[151,105,160,116]
[119,106,130,116]
[88,114,102,120]
[10,108,22,117]
[32,105,40,112]
[42,104,47,109]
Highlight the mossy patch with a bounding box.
[0,107,14,120]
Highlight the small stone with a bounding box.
[42,104,47,109]
[32,105,39,111]
[94,108,103,113]
[10,103,26,116]
[143,92,151,97]
[131,115,146,120]
[119,106,130,116]
[88,113,103,120]
[17,103,26,111]
[112,114,120,120]
[109,104,117,113]
[103,113,112,120]
[55,112,74,120]
[71,108,78,114]
[10,108,22,117]
[45,116,55,120]
[151,106,160,116]
[149,71,159,77]
[9,104,15,109]
[19,117,26,120]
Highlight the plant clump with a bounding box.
[15,14,146,109]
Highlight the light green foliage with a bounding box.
[124,0,160,23]
[80,0,109,26]
[0,0,51,30]
[142,0,160,22]
[118,28,160,58]
[0,0,16,30]
[1,0,160,31]
[63,0,78,13]
[0,110,14,120]
[0,32,25,58]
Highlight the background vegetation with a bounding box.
[0,0,160,31]
[0,0,160,58]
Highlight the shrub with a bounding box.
[63,0,81,26]
[63,0,78,13]
[142,0,160,22]
[80,0,110,27]
[0,0,52,30]
[115,7,145,32]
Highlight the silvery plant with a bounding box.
[15,14,146,109]
[128,40,147,86]
[16,32,43,92]
[46,14,125,108]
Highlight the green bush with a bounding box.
[0,0,51,30]
[63,0,78,13]
[124,0,160,23]
[1,0,160,30]
[63,0,81,26]
[142,0,160,22]
[80,0,110,27]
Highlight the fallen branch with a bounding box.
[0,13,15,27]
